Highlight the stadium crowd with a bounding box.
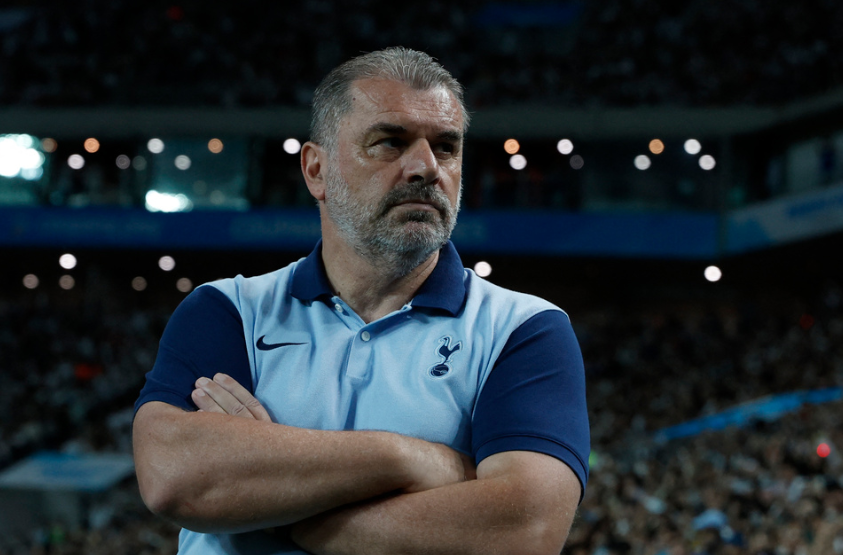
[0,268,841,554]
[1,0,842,109]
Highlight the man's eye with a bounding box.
[436,143,456,154]
[379,137,405,149]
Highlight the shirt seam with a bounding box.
[475,433,589,474]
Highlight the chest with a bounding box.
[249,304,493,453]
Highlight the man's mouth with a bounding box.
[394,199,442,212]
[379,184,449,219]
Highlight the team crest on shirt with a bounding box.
[429,336,462,377]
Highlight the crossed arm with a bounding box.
[133,373,582,555]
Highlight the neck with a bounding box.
[320,226,441,323]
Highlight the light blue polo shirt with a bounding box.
[136,241,590,555]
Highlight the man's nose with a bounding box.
[402,140,440,185]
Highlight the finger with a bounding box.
[194,376,257,420]
[213,373,273,422]
[191,387,227,414]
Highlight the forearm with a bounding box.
[292,452,580,555]
[134,402,422,533]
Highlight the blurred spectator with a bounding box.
[2,1,843,110]
[1,268,841,553]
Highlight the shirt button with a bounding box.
[334,303,343,313]
[361,331,371,341]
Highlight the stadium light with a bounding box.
[67,154,85,170]
[283,138,302,154]
[557,139,574,155]
[177,277,193,292]
[145,190,193,212]
[59,275,75,290]
[649,139,665,154]
[175,155,192,170]
[59,253,77,269]
[84,138,100,153]
[132,277,148,291]
[684,139,701,155]
[474,261,492,277]
[634,155,651,170]
[147,138,165,154]
[704,265,722,282]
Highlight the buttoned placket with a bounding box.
[329,297,414,381]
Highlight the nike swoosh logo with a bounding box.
[256,336,307,351]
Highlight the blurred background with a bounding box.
[1,1,843,554]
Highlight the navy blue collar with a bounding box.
[291,240,466,316]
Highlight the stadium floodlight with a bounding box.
[59,275,75,290]
[684,139,701,155]
[0,135,45,179]
[474,261,492,277]
[175,155,192,170]
[649,139,665,154]
[177,277,193,292]
[509,154,527,170]
[283,138,302,154]
[147,138,165,154]
[557,139,574,155]
[699,155,716,170]
[23,274,39,289]
[67,154,85,170]
[132,277,148,291]
[59,253,77,270]
[634,155,651,170]
[704,265,722,282]
[145,190,193,213]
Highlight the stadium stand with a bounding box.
[0,259,840,553]
[1,1,842,108]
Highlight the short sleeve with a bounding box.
[134,285,253,414]
[472,310,590,500]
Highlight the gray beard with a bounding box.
[324,169,461,277]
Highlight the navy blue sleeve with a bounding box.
[134,285,253,414]
[472,310,590,501]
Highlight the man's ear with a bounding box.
[301,142,327,201]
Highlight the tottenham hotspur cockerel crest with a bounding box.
[429,336,462,377]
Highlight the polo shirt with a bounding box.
[135,240,590,555]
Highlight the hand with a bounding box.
[192,373,272,422]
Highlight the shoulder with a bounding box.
[202,258,303,309]
[462,269,568,330]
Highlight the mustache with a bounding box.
[378,183,449,217]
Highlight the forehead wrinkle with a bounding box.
[364,122,407,136]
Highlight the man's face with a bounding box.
[322,78,464,266]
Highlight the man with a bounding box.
[133,47,590,555]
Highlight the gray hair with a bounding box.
[310,47,470,152]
